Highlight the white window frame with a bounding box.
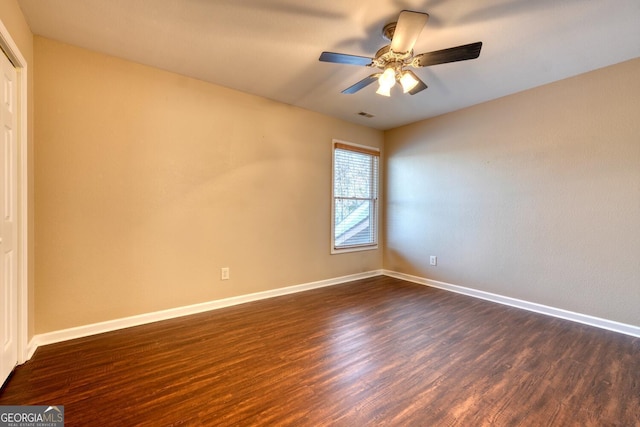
[331,139,380,254]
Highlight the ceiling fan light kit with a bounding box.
[375,67,419,96]
[319,10,483,97]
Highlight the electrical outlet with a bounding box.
[430,256,437,266]
[221,267,230,280]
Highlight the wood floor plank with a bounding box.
[1,276,638,426]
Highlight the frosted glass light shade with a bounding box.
[400,71,419,93]
[378,67,396,89]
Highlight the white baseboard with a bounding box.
[26,268,638,362]
[383,270,640,338]
[30,270,384,353]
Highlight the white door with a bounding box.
[0,48,17,387]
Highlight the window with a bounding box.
[332,140,380,253]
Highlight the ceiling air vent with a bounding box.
[357,111,374,118]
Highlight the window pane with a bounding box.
[334,150,374,198]
[334,199,375,247]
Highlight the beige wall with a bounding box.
[0,1,35,339]
[34,37,383,333]
[384,58,640,326]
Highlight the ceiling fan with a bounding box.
[319,10,482,96]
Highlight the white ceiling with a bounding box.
[17,0,640,130]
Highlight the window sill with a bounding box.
[331,244,379,255]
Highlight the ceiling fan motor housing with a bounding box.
[373,45,413,69]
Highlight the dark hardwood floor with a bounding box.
[1,276,639,426]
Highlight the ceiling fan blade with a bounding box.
[390,10,429,54]
[342,74,381,94]
[405,70,428,95]
[414,42,483,67]
[319,52,373,66]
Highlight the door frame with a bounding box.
[0,18,29,364]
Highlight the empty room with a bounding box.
[0,0,638,425]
